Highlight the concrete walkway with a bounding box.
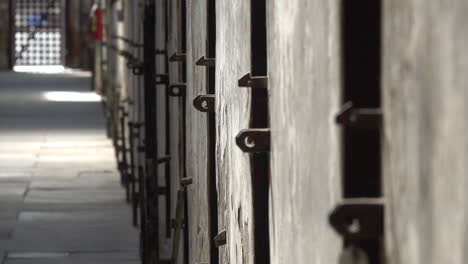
[0,72,139,264]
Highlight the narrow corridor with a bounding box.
[0,72,139,264]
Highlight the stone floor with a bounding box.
[0,72,139,264]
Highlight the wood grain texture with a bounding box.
[185,0,211,263]
[382,1,468,263]
[267,1,343,263]
[216,1,253,264]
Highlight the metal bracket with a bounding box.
[180,177,193,187]
[157,155,171,164]
[171,219,186,229]
[193,95,215,113]
[156,74,169,85]
[169,53,186,62]
[238,73,268,89]
[235,128,270,153]
[336,102,382,129]
[329,199,384,239]
[132,63,144,75]
[168,83,186,97]
[195,56,215,67]
[157,187,167,195]
[155,49,166,55]
[214,229,227,247]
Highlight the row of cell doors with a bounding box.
[13,0,64,66]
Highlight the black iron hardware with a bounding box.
[238,73,268,89]
[155,49,166,55]
[168,83,186,97]
[156,187,167,195]
[157,155,171,164]
[193,95,215,113]
[195,56,216,67]
[329,199,384,239]
[138,145,146,153]
[235,129,270,153]
[171,219,186,229]
[214,230,227,247]
[180,177,193,187]
[336,102,382,129]
[132,64,144,76]
[169,53,186,62]
[156,74,169,85]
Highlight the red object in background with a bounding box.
[92,9,104,41]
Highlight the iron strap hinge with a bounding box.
[193,95,215,113]
[195,56,216,67]
[235,128,271,153]
[238,73,268,89]
[329,199,384,239]
[336,102,382,129]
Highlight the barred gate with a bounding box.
[13,0,64,66]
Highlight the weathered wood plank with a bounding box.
[267,1,343,263]
[383,1,468,263]
[216,1,253,264]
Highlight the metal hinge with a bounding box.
[214,229,227,247]
[155,49,166,55]
[157,155,171,164]
[238,73,268,89]
[156,186,167,195]
[180,177,193,187]
[168,83,186,97]
[155,74,168,85]
[195,56,215,67]
[336,102,382,129]
[329,199,384,239]
[193,95,215,113]
[235,128,270,153]
[169,53,186,62]
[132,63,144,76]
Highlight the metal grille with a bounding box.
[14,0,64,66]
